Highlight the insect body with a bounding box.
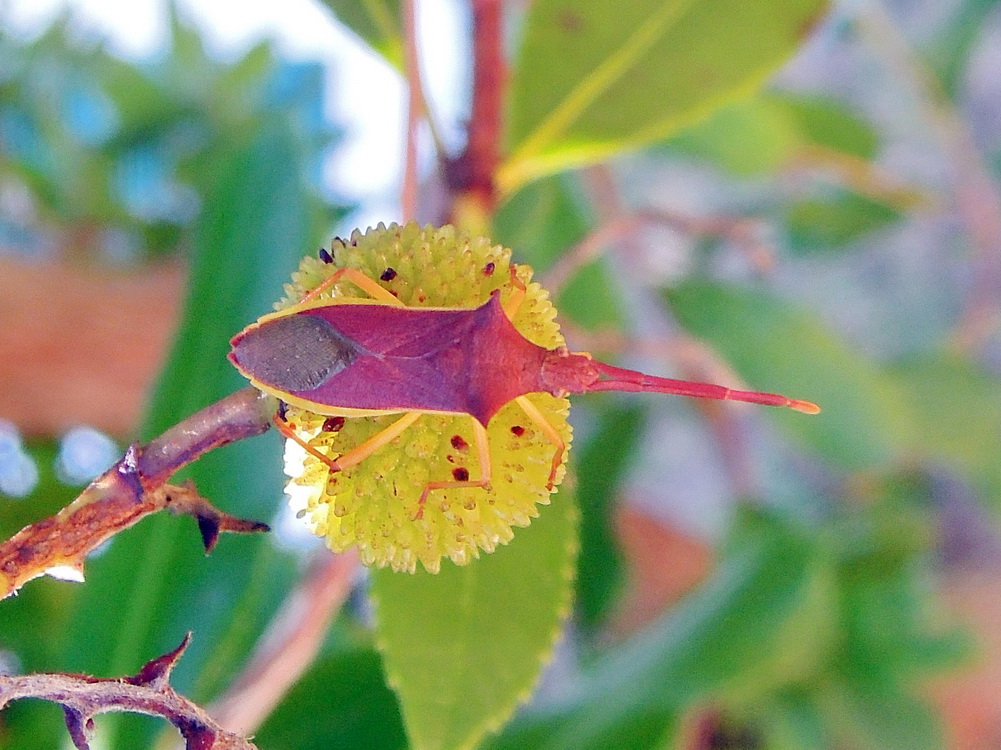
[229,223,818,572]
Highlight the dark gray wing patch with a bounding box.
[232,313,359,392]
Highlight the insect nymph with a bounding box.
[229,223,818,572]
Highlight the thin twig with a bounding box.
[858,6,1001,353]
[0,635,255,750]
[570,173,760,497]
[209,549,360,737]
[0,387,277,600]
[541,206,770,297]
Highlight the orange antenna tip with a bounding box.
[788,399,821,415]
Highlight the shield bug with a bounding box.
[229,223,818,572]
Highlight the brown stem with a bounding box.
[402,0,421,222]
[0,635,256,750]
[446,0,505,216]
[0,387,277,600]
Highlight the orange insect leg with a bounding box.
[514,395,565,491]
[301,266,404,307]
[503,263,528,320]
[326,411,422,471]
[275,410,421,477]
[273,413,338,469]
[415,418,492,520]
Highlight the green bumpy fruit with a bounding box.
[279,222,572,573]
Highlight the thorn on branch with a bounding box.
[163,480,271,554]
[0,634,257,750]
[0,387,277,600]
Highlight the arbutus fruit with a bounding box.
[229,223,819,573]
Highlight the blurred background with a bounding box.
[2,0,1001,748]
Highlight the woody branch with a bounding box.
[0,387,277,600]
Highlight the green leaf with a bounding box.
[666,95,803,175]
[759,691,829,750]
[773,93,879,160]
[493,175,623,331]
[254,648,407,750]
[519,508,836,749]
[924,0,1001,97]
[370,490,579,750]
[502,0,829,192]
[786,187,901,252]
[666,92,879,176]
[317,0,403,68]
[60,120,315,747]
[890,354,1001,506]
[817,678,941,750]
[665,281,912,469]
[575,403,646,632]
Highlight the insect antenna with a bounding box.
[585,360,821,414]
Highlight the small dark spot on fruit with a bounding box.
[511,425,525,436]
[453,467,470,482]
[390,290,399,297]
[483,262,495,276]
[446,454,455,463]
[318,247,334,264]
[380,267,397,281]
[418,295,426,303]
[451,435,469,451]
[323,416,346,432]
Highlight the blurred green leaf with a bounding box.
[924,0,1001,97]
[817,677,941,750]
[502,507,836,749]
[60,120,316,747]
[370,490,578,750]
[667,95,804,175]
[833,475,967,680]
[775,93,879,160]
[502,0,829,191]
[786,187,901,252]
[255,648,406,750]
[575,403,646,633]
[759,690,829,750]
[316,0,403,68]
[485,705,677,750]
[666,281,912,469]
[493,175,622,331]
[891,354,1001,506]
[666,92,879,176]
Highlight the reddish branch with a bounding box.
[402,0,422,221]
[0,387,277,600]
[446,0,505,213]
[541,206,771,296]
[0,634,256,750]
[209,550,360,735]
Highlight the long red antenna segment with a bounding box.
[586,361,821,415]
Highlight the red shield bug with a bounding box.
[229,223,818,572]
